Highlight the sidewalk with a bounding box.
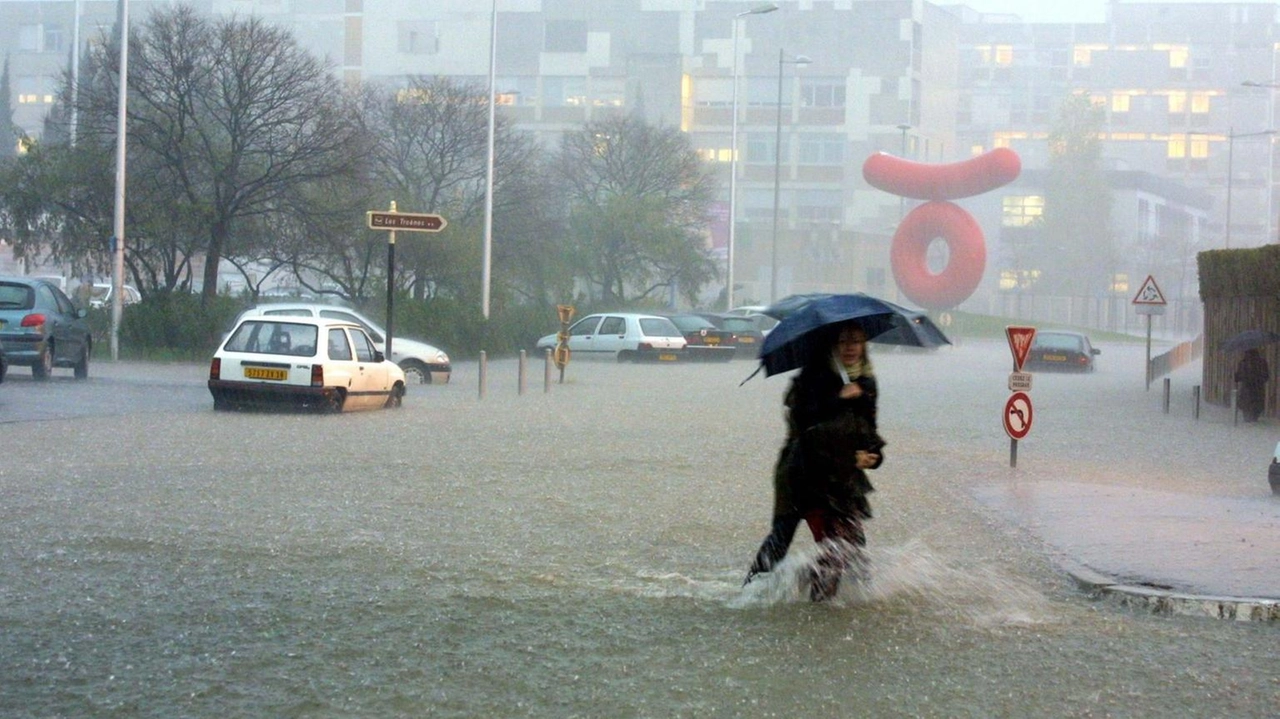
[973,480,1280,621]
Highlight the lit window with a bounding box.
[1072,47,1093,67]
[994,45,1013,66]
[1112,94,1131,112]
[1002,195,1044,227]
[1168,46,1189,68]
[1190,93,1211,114]
[1167,138,1187,159]
[1190,138,1209,159]
[1167,93,1187,113]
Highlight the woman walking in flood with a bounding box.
[744,321,885,601]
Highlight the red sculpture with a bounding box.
[863,147,1021,310]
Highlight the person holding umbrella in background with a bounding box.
[1235,348,1270,423]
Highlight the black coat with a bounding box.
[771,361,885,519]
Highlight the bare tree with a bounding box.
[555,112,717,306]
[73,6,365,302]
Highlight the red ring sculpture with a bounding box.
[863,147,1021,310]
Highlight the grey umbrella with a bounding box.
[1219,329,1280,353]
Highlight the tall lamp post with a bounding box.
[481,0,497,320]
[726,3,777,310]
[896,123,911,219]
[769,50,810,303]
[1243,79,1280,243]
[1225,127,1277,249]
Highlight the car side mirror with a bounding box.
[373,350,385,363]
[1092,348,1101,355]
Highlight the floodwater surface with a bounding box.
[1,341,1277,717]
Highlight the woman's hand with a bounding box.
[855,450,879,469]
[839,382,863,399]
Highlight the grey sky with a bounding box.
[957,0,1265,24]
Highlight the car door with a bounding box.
[593,315,628,355]
[39,284,86,364]
[564,315,604,356]
[349,327,390,409]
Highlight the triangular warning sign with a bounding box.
[1132,275,1166,305]
[1006,326,1036,372]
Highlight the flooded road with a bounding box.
[0,342,1277,717]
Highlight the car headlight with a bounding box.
[434,350,449,363]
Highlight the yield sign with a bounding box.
[1132,275,1166,305]
[1005,326,1036,372]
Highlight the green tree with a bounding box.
[1037,93,1115,296]
[555,113,717,306]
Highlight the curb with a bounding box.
[1063,561,1280,623]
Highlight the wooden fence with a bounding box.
[1201,296,1279,418]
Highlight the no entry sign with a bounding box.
[1003,391,1034,440]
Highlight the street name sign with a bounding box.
[367,211,447,232]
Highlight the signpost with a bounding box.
[365,202,448,358]
[1004,326,1036,467]
[1132,275,1167,390]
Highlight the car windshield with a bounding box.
[0,283,34,310]
[718,317,755,332]
[639,318,681,337]
[224,320,320,357]
[1034,334,1083,351]
[669,316,714,331]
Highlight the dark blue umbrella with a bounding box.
[757,293,950,377]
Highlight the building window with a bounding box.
[1167,92,1187,113]
[693,77,732,107]
[746,134,787,164]
[1167,45,1189,68]
[797,134,844,165]
[994,45,1013,67]
[545,20,587,53]
[591,78,625,107]
[1002,195,1044,227]
[18,25,43,52]
[542,76,587,107]
[1167,138,1187,159]
[800,80,846,108]
[1190,92,1211,114]
[1112,94,1131,113]
[1072,46,1095,67]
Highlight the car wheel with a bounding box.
[73,344,90,380]
[0,358,7,384]
[32,344,53,380]
[323,390,346,413]
[385,383,405,409]
[400,359,430,385]
[617,350,634,363]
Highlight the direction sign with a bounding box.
[367,211,447,232]
[1003,391,1034,440]
[1131,275,1166,305]
[1005,326,1036,372]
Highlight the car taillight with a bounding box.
[209,358,221,380]
[20,313,46,328]
[310,364,324,386]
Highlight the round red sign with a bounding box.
[1003,391,1033,440]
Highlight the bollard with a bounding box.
[1232,384,1239,426]
[518,350,527,395]
[1163,377,1170,414]
[544,349,552,393]
[478,351,487,400]
[1193,384,1201,420]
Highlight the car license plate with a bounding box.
[658,353,678,361]
[1043,354,1067,362]
[705,336,720,345]
[245,366,288,381]
[739,336,754,343]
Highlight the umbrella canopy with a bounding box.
[1219,329,1280,353]
[757,293,951,377]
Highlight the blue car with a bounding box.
[0,276,94,380]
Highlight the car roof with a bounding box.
[234,315,361,330]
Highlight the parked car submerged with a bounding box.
[235,303,451,385]
[86,282,142,309]
[1025,331,1100,372]
[661,313,736,362]
[535,312,686,362]
[208,316,406,412]
[695,312,765,359]
[0,276,93,380]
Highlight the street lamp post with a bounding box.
[896,123,910,219]
[481,0,497,320]
[770,50,810,303]
[1243,80,1280,243]
[1225,127,1277,249]
[726,3,777,310]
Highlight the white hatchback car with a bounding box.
[209,316,406,412]
[235,303,450,385]
[535,312,686,362]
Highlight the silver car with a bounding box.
[535,312,686,363]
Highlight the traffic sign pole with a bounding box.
[386,202,396,359]
[365,204,448,360]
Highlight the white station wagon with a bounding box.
[535,312,686,362]
[208,316,406,412]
